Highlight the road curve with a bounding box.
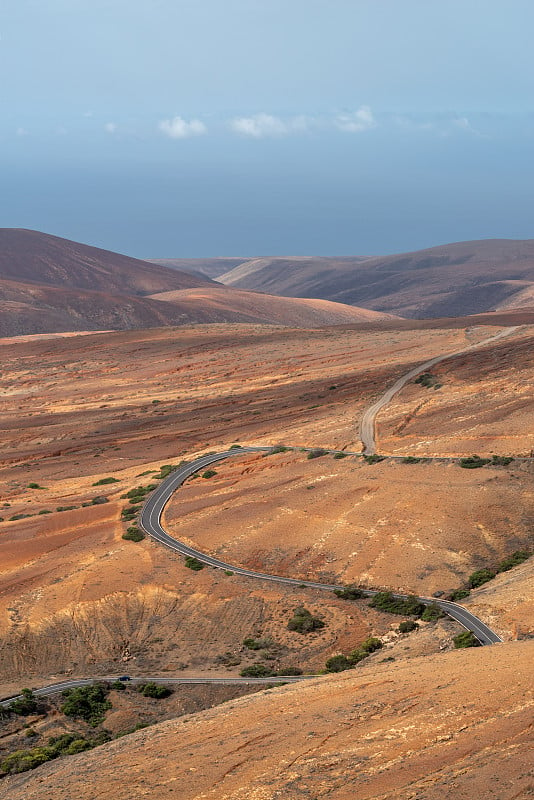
[360,326,519,454]
[140,449,502,645]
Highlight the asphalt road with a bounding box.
[360,326,519,454]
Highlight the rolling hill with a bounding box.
[205,240,534,318]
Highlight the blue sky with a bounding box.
[2,0,534,257]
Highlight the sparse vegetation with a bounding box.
[287,607,325,634]
[415,372,442,389]
[92,477,120,486]
[325,637,383,672]
[264,445,290,456]
[56,505,77,512]
[333,452,348,459]
[468,568,496,588]
[201,469,217,479]
[240,663,275,678]
[449,588,471,601]
[0,731,113,775]
[27,482,45,489]
[491,455,514,466]
[497,550,530,572]
[8,689,41,716]
[402,456,421,464]
[185,556,204,571]
[453,631,481,648]
[421,602,445,621]
[243,637,273,651]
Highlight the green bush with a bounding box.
[402,456,421,464]
[56,505,76,512]
[468,568,496,588]
[307,448,328,460]
[110,680,127,691]
[277,667,303,676]
[398,620,419,633]
[264,445,289,456]
[449,588,470,601]
[137,682,172,699]
[92,477,120,486]
[243,637,272,651]
[325,654,352,672]
[287,607,325,634]
[239,664,275,678]
[10,513,32,520]
[414,372,441,389]
[334,585,364,601]
[364,454,385,464]
[421,602,445,621]
[491,455,514,466]
[61,684,112,726]
[8,688,40,716]
[201,469,217,479]
[27,482,45,489]
[37,509,52,515]
[333,452,348,459]
[369,592,425,617]
[155,464,179,479]
[459,455,491,469]
[497,550,530,572]
[122,526,145,542]
[453,631,481,648]
[185,556,204,571]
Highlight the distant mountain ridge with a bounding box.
[0,230,393,335]
[152,240,534,318]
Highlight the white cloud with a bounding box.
[335,105,376,133]
[16,127,28,136]
[159,116,207,139]
[104,122,117,134]
[230,112,309,138]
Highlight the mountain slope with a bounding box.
[0,229,212,295]
[217,240,534,318]
[150,286,396,326]
[6,641,533,800]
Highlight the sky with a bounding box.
[2,0,534,257]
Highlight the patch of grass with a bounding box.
[92,477,120,486]
[185,556,204,571]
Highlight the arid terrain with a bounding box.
[1,319,532,797]
[161,239,534,318]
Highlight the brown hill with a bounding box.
[5,641,533,800]
[217,240,534,318]
[150,286,396,326]
[0,229,211,295]
[147,257,250,279]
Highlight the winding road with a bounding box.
[3,326,516,707]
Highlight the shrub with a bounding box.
[414,372,441,389]
[56,506,76,512]
[61,684,112,726]
[201,470,217,479]
[334,585,364,601]
[497,550,530,572]
[287,607,325,634]
[364,454,385,464]
[333,452,348,459]
[9,513,32,520]
[325,654,352,673]
[459,455,491,469]
[453,631,481,648]
[359,636,383,654]
[240,664,275,678]
[110,680,126,691]
[122,527,145,542]
[398,620,419,633]
[121,504,142,520]
[185,556,204,571]
[277,667,303,676]
[92,477,120,486]
[37,509,52,515]
[91,495,109,505]
[449,588,470,601]
[137,682,172,699]
[156,464,179,479]
[8,688,40,716]
[243,637,272,651]
[402,456,421,464]
[369,592,425,617]
[421,602,445,622]
[27,482,45,489]
[307,448,328,460]
[468,568,496,588]
[229,444,242,449]
[264,445,289,456]
[491,455,514,466]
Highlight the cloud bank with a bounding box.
[159,116,207,139]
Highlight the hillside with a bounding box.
[147,257,250,279]
[216,240,534,318]
[0,229,211,295]
[5,641,533,800]
[149,286,396,326]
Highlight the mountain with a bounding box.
[147,257,250,280]
[212,240,534,318]
[0,229,212,295]
[149,286,396,327]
